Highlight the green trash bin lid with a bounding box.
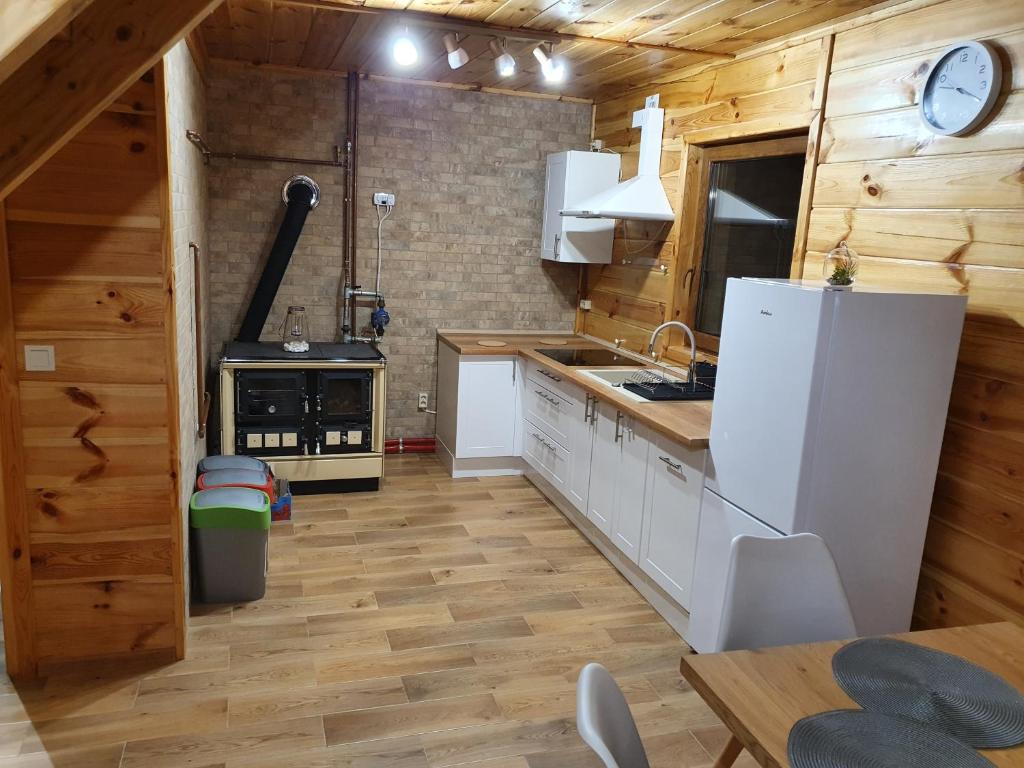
[190,487,271,530]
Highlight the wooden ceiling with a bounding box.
[197,0,887,99]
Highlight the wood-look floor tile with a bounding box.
[374,580,510,609]
[387,617,534,652]
[446,592,582,623]
[324,693,502,746]
[420,716,581,767]
[0,743,126,768]
[355,524,470,545]
[229,676,408,726]
[120,714,325,768]
[137,656,316,700]
[317,645,477,685]
[501,570,628,593]
[571,585,647,607]
[526,604,662,635]
[189,618,308,646]
[229,629,390,665]
[363,551,487,574]
[431,561,557,585]
[229,735,430,768]
[307,603,453,636]
[415,535,533,553]
[301,570,435,597]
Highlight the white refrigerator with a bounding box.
[686,278,967,653]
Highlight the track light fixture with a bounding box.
[443,33,470,69]
[392,29,419,67]
[489,38,516,77]
[532,43,567,83]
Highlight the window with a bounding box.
[677,136,807,351]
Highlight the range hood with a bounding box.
[560,99,674,222]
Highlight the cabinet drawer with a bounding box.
[525,380,572,447]
[527,364,575,401]
[523,418,569,493]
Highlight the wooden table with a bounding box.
[679,622,1024,768]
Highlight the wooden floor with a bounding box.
[0,454,756,767]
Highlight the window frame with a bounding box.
[674,134,810,354]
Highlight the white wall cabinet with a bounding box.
[541,151,619,264]
[640,431,706,609]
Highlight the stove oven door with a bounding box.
[314,371,373,454]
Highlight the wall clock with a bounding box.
[918,40,1003,136]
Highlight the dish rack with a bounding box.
[623,362,717,401]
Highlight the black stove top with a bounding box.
[534,348,644,367]
[223,341,386,363]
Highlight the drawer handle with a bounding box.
[536,368,562,383]
[614,411,624,443]
[659,455,684,474]
[531,432,556,452]
[534,389,561,406]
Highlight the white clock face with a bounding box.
[919,41,1002,136]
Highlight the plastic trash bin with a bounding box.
[197,468,276,502]
[190,487,271,603]
[198,455,271,475]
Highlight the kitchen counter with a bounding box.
[437,331,603,355]
[437,330,712,449]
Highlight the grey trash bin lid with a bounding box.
[199,468,270,489]
[198,455,270,474]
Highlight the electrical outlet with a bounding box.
[579,299,592,310]
[417,392,429,411]
[373,192,396,206]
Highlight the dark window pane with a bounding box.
[695,153,805,337]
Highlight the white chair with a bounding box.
[712,532,857,767]
[576,662,651,768]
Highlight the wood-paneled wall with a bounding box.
[805,0,1024,629]
[0,66,185,674]
[584,37,828,359]
[583,0,1024,629]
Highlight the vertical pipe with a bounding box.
[348,72,360,337]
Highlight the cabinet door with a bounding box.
[541,154,566,261]
[586,401,619,537]
[610,415,649,563]
[456,358,517,458]
[566,392,595,513]
[640,433,705,608]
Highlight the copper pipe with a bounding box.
[186,130,344,168]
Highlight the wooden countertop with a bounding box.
[437,331,712,449]
[437,331,602,355]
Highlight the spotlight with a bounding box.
[392,31,419,67]
[489,39,516,77]
[444,33,470,69]
[533,44,566,83]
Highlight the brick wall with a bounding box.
[164,41,209,606]
[205,63,592,437]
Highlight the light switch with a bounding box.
[325,430,341,446]
[282,433,297,448]
[24,345,55,372]
[264,433,280,448]
[246,433,263,449]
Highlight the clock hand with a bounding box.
[938,84,982,101]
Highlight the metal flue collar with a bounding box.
[282,174,321,209]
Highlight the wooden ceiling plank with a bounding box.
[525,0,626,33]
[0,0,96,86]
[661,0,832,51]
[330,14,386,70]
[200,3,236,60]
[555,0,709,41]
[577,0,724,44]
[0,0,223,200]
[483,0,565,28]
[229,0,275,64]
[270,2,315,66]
[298,9,360,69]
[444,0,516,22]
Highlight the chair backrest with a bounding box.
[716,533,857,652]
[576,662,651,768]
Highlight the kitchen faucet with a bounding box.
[647,321,698,383]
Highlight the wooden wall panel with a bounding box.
[584,0,1024,629]
[803,0,1024,628]
[584,37,825,359]
[0,68,184,671]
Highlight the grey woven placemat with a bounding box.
[788,710,994,768]
[832,637,1024,748]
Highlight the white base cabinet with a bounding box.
[639,431,706,609]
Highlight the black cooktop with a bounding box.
[534,348,643,367]
[223,341,386,363]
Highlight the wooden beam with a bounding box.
[0,204,36,679]
[0,0,95,86]
[273,0,736,58]
[0,0,225,200]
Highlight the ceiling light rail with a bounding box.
[273,0,735,58]
[186,130,346,168]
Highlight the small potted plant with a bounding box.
[823,240,859,289]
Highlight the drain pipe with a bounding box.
[341,72,361,342]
